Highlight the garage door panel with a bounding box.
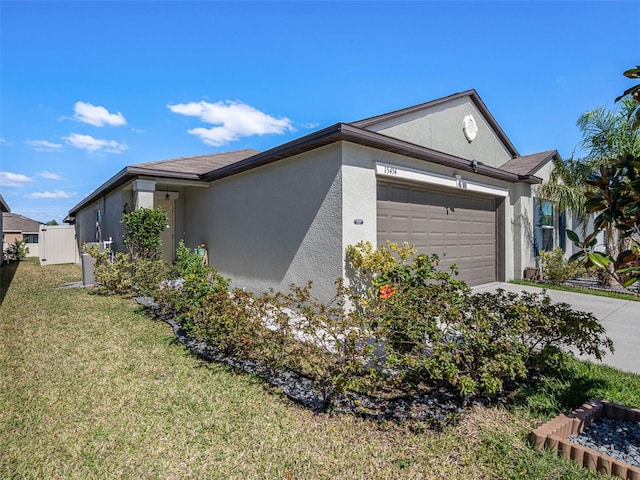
[377,182,497,286]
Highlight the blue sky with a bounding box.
[1,1,638,223]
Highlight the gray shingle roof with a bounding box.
[2,212,42,233]
[500,150,559,176]
[133,149,260,175]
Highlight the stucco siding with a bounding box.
[75,198,102,248]
[366,97,513,168]
[184,144,344,302]
[104,190,127,251]
[75,190,128,251]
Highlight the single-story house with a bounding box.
[67,90,568,301]
[2,211,42,258]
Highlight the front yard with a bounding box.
[1,260,639,479]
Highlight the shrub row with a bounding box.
[88,239,615,409]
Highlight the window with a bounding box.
[23,234,39,244]
[540,201,554,252]
[533,199,566,256]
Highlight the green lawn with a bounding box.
[1,260,638,479]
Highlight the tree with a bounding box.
[45,219,59,226]
[615,66,640,128]
[568,67,640,287]
[539,98,640,256]
[537,156,594,234]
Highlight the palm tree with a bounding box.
[538,98,640,284]
[536,156,594,234]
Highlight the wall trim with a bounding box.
[375,162,508,197]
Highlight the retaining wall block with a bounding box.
[558,439,573,459]
[628,465,640,480]
[584,450,598,471]
[570,444,587,465]
[598,456,613,476]
[611,460,628,479]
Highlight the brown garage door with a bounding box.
[377,181,497,286]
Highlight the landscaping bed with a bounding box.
[531,400,640,479]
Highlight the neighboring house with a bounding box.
[2,212,42,258]
[67,90,570,301]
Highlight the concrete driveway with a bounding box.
[473,282,640,375]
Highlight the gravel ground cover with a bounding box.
[569,417,640,468]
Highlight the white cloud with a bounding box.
[25,190,73,199]
[25,139,63,152]
[63,133,128,153]
[37,171,64,181]
[73,101,127,127]
[167,100,294,146]
[0,172,33,187]
[0,137,11,146]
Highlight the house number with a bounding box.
[384,166,398,175]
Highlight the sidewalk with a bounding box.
[473,282,640,375]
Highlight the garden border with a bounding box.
[530,399,640,479]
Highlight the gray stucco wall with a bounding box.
[183,144,344,302]
[366,96,513,168]
[75,198,102,248]
[75,190,128,252]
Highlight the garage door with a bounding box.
[377,182,497,286]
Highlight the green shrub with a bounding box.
[539,247,590,284]
[174,240,209,278]
[122,207,168,261]
[131,259,174,297]
[4,239,29,262]
[155,241,230,332]
[346,241,614,399]
[256,280,381,408]
[83,243,132,295]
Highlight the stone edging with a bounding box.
[530,399,640,479]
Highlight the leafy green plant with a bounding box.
[131,258,174,297]
[174,240,208,278]
[539,247,591,284]
[345,241,613,399]
[83,243,132,295]
[4,239,29,262]
[256,280,381,408]
[122,207,168,261]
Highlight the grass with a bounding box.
[2,260,639,479]
[510,278,640,302]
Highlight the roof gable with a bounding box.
[2,212,41,233]
[350,89,519,167]
[500,150,560,177]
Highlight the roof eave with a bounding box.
[204,122,533,185]
[67,166,203,216]
[0,194,9,213]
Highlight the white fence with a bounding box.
[39,225,80,266]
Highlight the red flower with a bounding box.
[379,285,395,299]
